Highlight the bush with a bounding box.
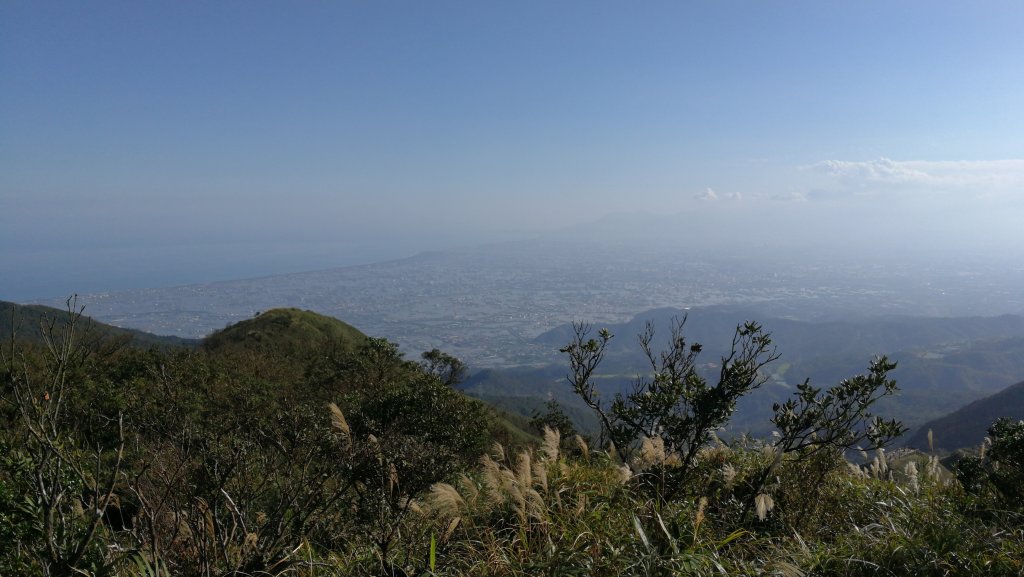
[955,418,1024,509]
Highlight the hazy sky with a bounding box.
[3,2,1024,299]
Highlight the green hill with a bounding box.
[200,306,541,452]
[202,307,368,354]
[1,300,196,349]
[905,380,1024,452]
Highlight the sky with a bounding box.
[3,1,1024,299]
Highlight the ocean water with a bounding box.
[1,241,406,302]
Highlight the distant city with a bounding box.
[40,241,1024,368]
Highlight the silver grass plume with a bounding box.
[542,426,561,462]
[575,435,590,461]
[327,403,351,445]
[695,496,708,531]
[847,461,867,478]
[428,483,466,517]
[481,454,505,505]
[876,448,888,475]
[407,500,424,515]
[441,517,461,543]
[618,464,633,483]
[525,487,546,521]
[516,451,533,491]
[532,460,549,494]
[388,463,399,494]
[458,473,479,508]
[722,463,737,488]
[755,493,775,521]
[904,461,920,494]
[492,442,506,464]
[635,436,666,471]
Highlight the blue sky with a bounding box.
[3,1,1024,299]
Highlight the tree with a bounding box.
[563,316,778,494]
[420,348,467,387]
[529,398,579,441]
[0,297,126,577]
[742,356,906,522]
[769,356,905,460]
[564,316,908,509]
[341,372,490,574]
[955,418,1024,508]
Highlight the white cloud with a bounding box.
[816,158,932,185]
[694,187,742,202]
[770,191,808,202]
[809,158,1024,202]
[695,187,719,201]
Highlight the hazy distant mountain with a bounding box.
[905,380,1024,452]
[535,306,1024,366]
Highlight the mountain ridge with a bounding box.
[906,379,1024,452]
[1,300,196,349]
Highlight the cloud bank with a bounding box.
[810,158,1024,201]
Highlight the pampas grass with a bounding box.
[904,461,920,494]
[541,426,560,462]
[755,493,775,521]
[428,483,466,517]
[635,436,666,471]
[328,402,350,444]
[575,435,590,462]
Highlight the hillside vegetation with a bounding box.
[907,379,1024,452]
[1,299,196,350]
[203,307,368,354]
[1,303,1022,576]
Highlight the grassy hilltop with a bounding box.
[203,307,369,354]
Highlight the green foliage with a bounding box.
[0,298,127,577]
[202,307,367,361]
[562,317,779,495]
[421,348,468,387]
[0,303,495,576]
[955,418,1024,509]
[3,303,1023,576]
[809,478,1024,576]
[529,399,579,441]
[908,379,1024,452]
[772,356,905,456]
[750,357,908,508]
[348,375,491,491]
[1,299,196,350]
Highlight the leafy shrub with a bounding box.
[955,418,1024,509]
